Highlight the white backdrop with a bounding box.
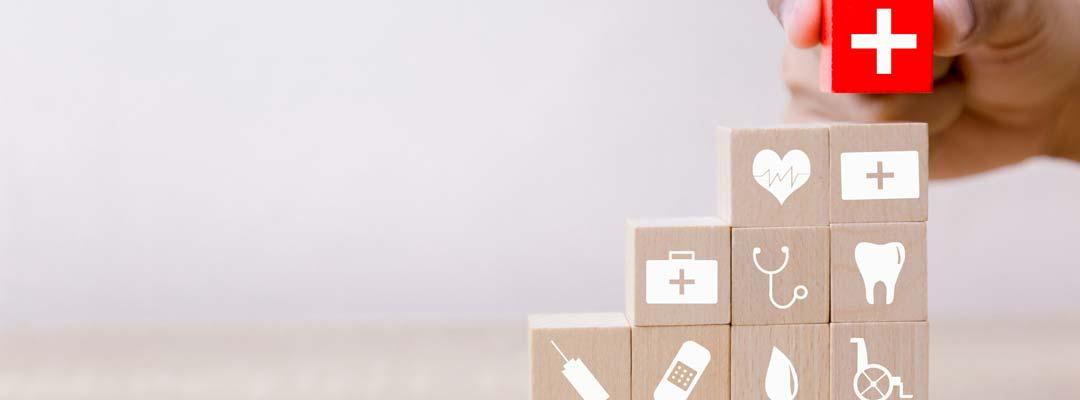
[2,0,1078,325]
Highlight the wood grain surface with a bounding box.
[831,322,929,400]
[1,320,1078,399]
[528,313,629,400]
[718,125,830,228]
[828,123,929,223]
[732,324,829,400]
[831,222,928,322]
[732,226,831,325]
[626,218,731,326]
[631,325,729,400]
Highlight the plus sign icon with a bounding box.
[821,0,933,93]
[840,151,920,200]
[645,251,719,305]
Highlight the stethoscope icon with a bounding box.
[753,246,809,310]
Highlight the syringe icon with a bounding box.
[551,340,610,400]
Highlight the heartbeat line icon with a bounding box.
[752,149,812,205]
[754,167,811,188]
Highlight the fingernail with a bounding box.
[782,0,807,43]
[779,0,796,29]
[770,0,794,28]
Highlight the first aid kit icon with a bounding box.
[646,251,718,305]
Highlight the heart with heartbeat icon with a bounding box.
[752,149,812,205]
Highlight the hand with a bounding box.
[768,0,1080,178]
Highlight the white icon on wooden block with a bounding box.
[753,246,809,310]
[550,340,609,400]
[854,242,906,305]
[645,251,718,305]
[752,149,811,205]
[765,346,799,400]
[850,8,918,75]
[654,340,711,400]
[840,151,919,200]
[851,338,913,400]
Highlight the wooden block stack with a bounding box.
[530,123,929,400]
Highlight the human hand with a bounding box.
[767,0,1080,178]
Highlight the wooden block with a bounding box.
[626,218,731,326]
[829,123,928,223]
[830,222,927,322]
[831,322,929,400]
[529,313,631,400]
[717,125,829,228]
[732,226,830,325]
[821,0,934,93]
[632,325,730,400]
[732,324,829,400]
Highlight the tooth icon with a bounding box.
[854,242,906,305]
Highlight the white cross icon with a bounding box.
[851,8,917,75]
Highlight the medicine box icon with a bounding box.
[646,251,718,305]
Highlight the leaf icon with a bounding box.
[765,346,798,400]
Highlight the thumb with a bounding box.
[933,0,1041,56]
[768,0,822,48]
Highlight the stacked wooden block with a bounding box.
[531,123,929,400]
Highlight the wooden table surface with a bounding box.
[1,320,1076,399]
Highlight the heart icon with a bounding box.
[752,149,811,205]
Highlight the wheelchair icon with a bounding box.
[850,338,913,400]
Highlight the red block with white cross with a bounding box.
[821,0,934,93]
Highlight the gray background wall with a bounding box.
[2,0,1078,325]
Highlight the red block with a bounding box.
[821,0,933,93]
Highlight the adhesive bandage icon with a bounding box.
[551,340,609,400]
[654,340,711,400]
